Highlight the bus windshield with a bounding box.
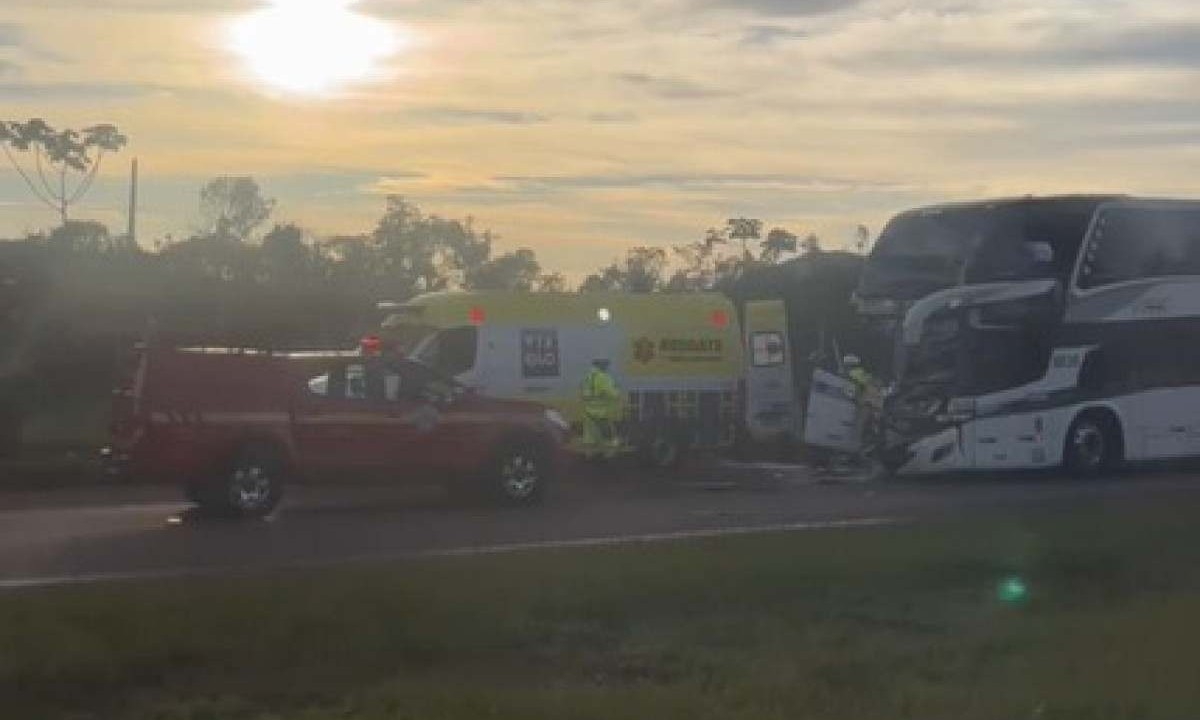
[860,198,1107,305]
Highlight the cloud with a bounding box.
[1046,24,1200,69]
[360,173,435,195]
[740,24,808,46]
[0,24,22,47]
[5,0,253,11]
[842,21,1200,72]
[697,0,857,16]
[615,72,731,99]
[0,82,163,102]
[588,111,639,124]
[406,107,549,125]
[491,173,919,193]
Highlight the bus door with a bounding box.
[744,301,799,443]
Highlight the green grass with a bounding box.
[4,497,1200,719]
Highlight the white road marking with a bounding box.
[718,462,812,471]
[0,517,900,591]
[422,518,898,557]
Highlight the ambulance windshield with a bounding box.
[380,317,439,355]
[413,326,478,378]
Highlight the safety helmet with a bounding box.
[593,358,611,370]
[843,354,861,368]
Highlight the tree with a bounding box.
[760,227,798,264]
[370,196,492,297]
[199,176,275,241]
[855,224,871,254]
[578,273,612,293]
[581,246,666,293]
[260,223,318,286]
[668,227,728,291]
[536,272,568,293]
[471,248,542,291]
[0,119,127,224]
[44,220,138,256]
[726,217,763,261]
[159,233,255,284]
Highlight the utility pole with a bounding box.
[127,157,138,244]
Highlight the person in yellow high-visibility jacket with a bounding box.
[581,359,623,451]
[844,355,880,459]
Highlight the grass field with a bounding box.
[3,496,1200,719]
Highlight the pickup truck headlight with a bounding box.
[544,409,571,433]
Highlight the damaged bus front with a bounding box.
[880,279,1063,474]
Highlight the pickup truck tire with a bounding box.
[204,444,285,518]
[491,441,549,506]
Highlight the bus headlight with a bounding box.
[946,397,976,420]
[544,409,571,433]
[898,395,943,419]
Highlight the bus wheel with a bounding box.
[1064,412,1121,477]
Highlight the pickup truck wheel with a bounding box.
[494,444,547,505]
[220,445,285,518]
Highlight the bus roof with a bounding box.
[893,194,1125,220]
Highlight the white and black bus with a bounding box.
[865,197,1200,475]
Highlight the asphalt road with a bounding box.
[2,463,1200,589]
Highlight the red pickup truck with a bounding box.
[109,346,569,516]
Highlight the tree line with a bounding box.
[6,173,845,345]
[1,119,870,454]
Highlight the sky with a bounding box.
[3,0,1200,277]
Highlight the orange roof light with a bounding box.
[468,306,486,325]
[711,310,730,329]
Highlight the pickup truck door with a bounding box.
[293,361,423,477]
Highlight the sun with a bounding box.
[229,0,402,96]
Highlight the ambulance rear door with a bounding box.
[744,300,799,443]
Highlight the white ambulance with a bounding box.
[378,291,861,465]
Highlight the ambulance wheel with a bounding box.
[491,442,548,505]
[640,429,687,470]
[206,444,285,518]
[1064,410,1122,478]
